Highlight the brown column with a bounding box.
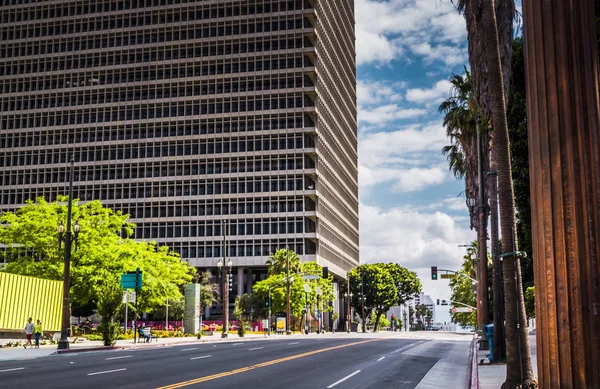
[523,0,600,387]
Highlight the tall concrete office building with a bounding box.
[0,1,358,292]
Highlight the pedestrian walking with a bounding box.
[34,320,43,348]
[24,318,34,349]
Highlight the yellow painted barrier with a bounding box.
[0,273,63,332]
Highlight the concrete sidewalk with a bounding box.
[0,332,270,361]
[477,331,537,388]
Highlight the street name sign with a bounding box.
[440,274,453,279]
[452,307,473,313]
[120,272,143,290]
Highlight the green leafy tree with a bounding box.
[233,293,264,322]
[348,263,421,332]
[524,287,535,320]
[449,245,477,329]
[233,296,250,337]
[96,282,123,346]
[192,271,219,317]
[152,298,184,322]
[253,259,334,328]
[0,197,195,313]
[369,311,390,330]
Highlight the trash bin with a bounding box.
[484,324,494,362]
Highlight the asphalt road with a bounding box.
[0,334,471,389]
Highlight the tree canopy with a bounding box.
[253,257,334,321]
[449,245,477,328]
[0,197,195,313]
[349,263,421,331]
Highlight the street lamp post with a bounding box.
[360,274,365,333]
[466,194,476,230]
[344,291,353,333]
[217,220,232,338]
[57,156,80,350]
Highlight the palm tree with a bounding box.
[455,0,536,386]
[265,248,301,276]
[439,69,487,231]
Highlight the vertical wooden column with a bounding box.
[523,0,600,387]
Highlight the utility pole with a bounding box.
[361,273,365,333]
[346,274,351,333]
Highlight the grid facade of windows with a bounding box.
[0,0,358,276]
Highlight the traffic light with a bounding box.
[265,297,269,307]
[437,299,440,305]
[431,266,438,280]
[322,266,329,279]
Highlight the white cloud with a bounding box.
[355,0,467,66]
[405,79,453,106]
[359,122,447,167]
[442,196,466,211]
[358,104,427,125]
[391,166,447,192]
[357,80,404,106]
[407,42,467,66]
[358,122,450,193]
[359,203,475,299]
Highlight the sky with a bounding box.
[354,0,475,316]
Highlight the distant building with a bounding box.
[0,1,359,322]
[408,292,436,326]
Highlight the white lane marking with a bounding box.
[190,355,212,360]
[327,370,361,388]
[377,356,385,362]
[181,348,198,351]
[288,342,299,345]
[0,368,25,373]
[233,343,244,345]
[248,347,264,351]
[105,355,132,360]
[87,368,127,376]
[391,343,416,354]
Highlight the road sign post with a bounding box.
[121,268,142,343]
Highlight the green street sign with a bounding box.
[440,274,453,279]
[120,272,143,290]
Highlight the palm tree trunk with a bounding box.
[489,146,506,362]
[481,0,536,387]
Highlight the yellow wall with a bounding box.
[0,273,63,332]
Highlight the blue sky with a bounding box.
[355,0,476,308]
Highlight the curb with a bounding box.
[54,345,126,354]
[51,336,273,354]
[470,334,479,389]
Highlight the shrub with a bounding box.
[98,322,120,346]
[237,320,246,337]
[96,282,124,346]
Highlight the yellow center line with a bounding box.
[156,338,381,389]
